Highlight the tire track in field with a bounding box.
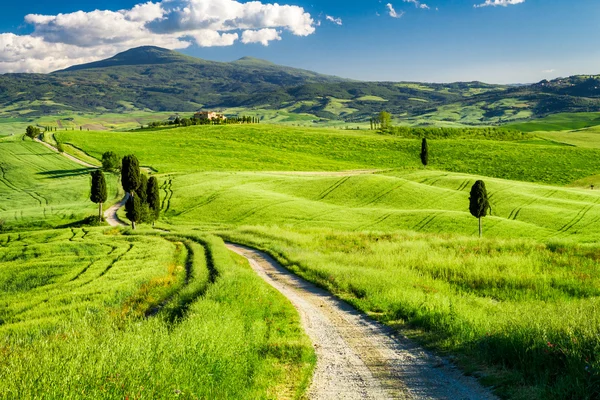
[456,178,472,192]
[317,176,351,200]
[358,182,408,208]
[98,244,135,278]
[413,212,441,232]
[357,213,393,231]
[0,163,44,206]
[233,200,296,223]
[555,196,600,236]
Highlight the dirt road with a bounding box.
[34,137,99,169]
[104,193,129,227]
[227,243,497,400]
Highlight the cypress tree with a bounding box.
[469,180,491,238]
[125,195,142,229]
[420,138,429,167]
[137,174,149,203]
[90,170,108,223]
[147,176,161,226]
[121,155,141,195]
[101,151,120,172]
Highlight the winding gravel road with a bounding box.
[227,243,497,400]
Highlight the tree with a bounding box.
[137,174,148,204]
[469,180,491,238]
[379,111,392,130]
[25,126,40,140]
[147,176,161,226]
[102,151,120,172]
[121,155,141,195]
[125,195,142,229]
[90,170,108,223]
[420,138,429,167]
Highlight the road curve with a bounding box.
[34,137,99,169]
[226,243,497,400]
[104,193,130,227]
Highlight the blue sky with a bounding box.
[0,0,598,83]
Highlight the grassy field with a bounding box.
[0,135,121,230]
[509,112,600,132]
[0,229,314,398]
[220,227,600,399]
[7,121,600,398]
[57,124,600,184]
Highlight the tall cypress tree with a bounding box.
[469,180,491,238]
[420,138,429,167]
[90,170,108,223]
[125,195,142,229]
[121,155,141,195]
[147,176,161,226]
[137,174,149,204]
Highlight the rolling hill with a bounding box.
[1,46,600,124]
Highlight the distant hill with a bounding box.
[0,46,599,124]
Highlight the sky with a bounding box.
[0,0,598,83]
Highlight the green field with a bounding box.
[4,119,600,399]
[0,229,314,398]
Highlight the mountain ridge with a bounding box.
[1,46,599,124]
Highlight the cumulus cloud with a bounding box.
[0,0,316,73]
[325,15,343,26]
[403,0,430,10]
[474,0,525,8]
[241,29,281,46]
[386,3,405,18]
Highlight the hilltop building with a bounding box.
[193,111,226,121]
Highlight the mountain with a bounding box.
[0,46,599,124]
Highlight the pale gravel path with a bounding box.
[227,243,498,400]
[104,193,130,227]
[34,136,99,169]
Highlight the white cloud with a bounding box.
[325,15,343,26]
[189,30,239,47]
[542,69,556,74]
[403,0,430,10]
[386,3,405,18]
[0,0,316,73]
[474,0,525,8]
[241,28,281,45]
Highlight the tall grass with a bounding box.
[222,226,600,399]
[0,231,315,398]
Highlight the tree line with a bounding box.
[90,153,160,229]
[145,115,261,129]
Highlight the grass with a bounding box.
[509,112,600,132]
[0,135,121,230]
[0,229,315,398]
[219,227,600,399]
[8,121,600,398]
[57,124,600,184]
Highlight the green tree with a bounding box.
[125,195,142,229]
[379,111,392,130]
[420,138,429,167]
[147,176,161,226]
[25,126,40,140]
[181,118,192,127]
[90,170,108,223]
[121,155,141,195]
[137,174,148,204]
[469,180,491,238]
[101,151,120,172]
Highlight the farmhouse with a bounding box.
[193,111,226,121]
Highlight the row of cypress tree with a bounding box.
[90,155,160,229]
